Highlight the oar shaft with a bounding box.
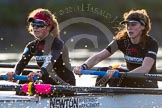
[0,84,22,91]
[0,75,38,81]
[81,70,162,81]
[0,63,39,69]
[1,84,162,95]
[126,73,162,81]
[1,63,162,74]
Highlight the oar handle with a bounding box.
[81,70,120,78]
[0,75,38,81]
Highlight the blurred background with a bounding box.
[0,0,162,67]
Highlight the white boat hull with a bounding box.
[1,93,162,108]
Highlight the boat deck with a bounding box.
[1,93,162,108]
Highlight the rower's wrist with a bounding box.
[11,72,16,76]
[81,63,89,70]
[36,71,43,77]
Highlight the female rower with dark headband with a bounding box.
[74,9,158,88]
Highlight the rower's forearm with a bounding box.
[84,56,100,69]
[83,49,111,69]
[129,66,149,74]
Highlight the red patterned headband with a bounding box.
[29,12,52,25]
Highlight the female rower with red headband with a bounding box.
[6,8,75,87]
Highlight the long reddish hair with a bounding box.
[114,9,151,47]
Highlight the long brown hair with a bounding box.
[114,9,151,47]
[27,8,60,38]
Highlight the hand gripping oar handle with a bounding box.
[81,70,120,78]
[0,75,38,81]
